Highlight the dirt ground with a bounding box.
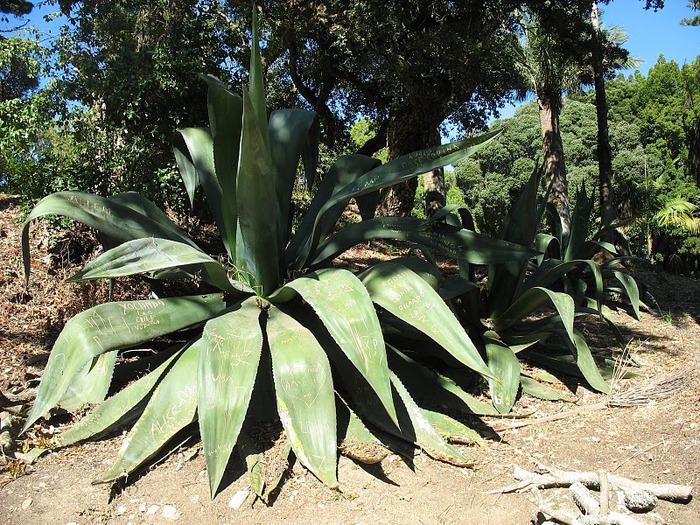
[0,196,698,525]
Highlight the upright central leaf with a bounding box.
[235,88,281,295]
[203,75,243,258]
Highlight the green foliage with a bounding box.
[23,16,519,497]
[429,169,642,411]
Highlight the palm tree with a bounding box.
[588,4,640,244]
[515,11,581,242]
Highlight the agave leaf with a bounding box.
[312,217,535,269]
[58,351,117,412]
[23,293,227,432]
[22,192,195,284]
[286,155,381,267]
[250,6,268,152]
[267,306,338,488]
[96,341,202,483]
[296,129,503,268]
[519,376,572,402]
[268,109,320,246]
[484,335,521,414]
[390,373,471,466]
[609,270,640,320]
[387,345,498,416]
[390,256,443,291]
[106,192,195,246]
[271,268,398,426]
[198,297,264,496]
[235,87,281,296]
[523,259,603,312]
[419,409,481,445]
[534,233,560,263]
[201,74,243,257]
[491,287,575,346]
[360,262,493,380]
[568,330,610,393]
[68,238,247,295]
[173,128,230,257]
[56,348,186,447]
[564,182,595,262]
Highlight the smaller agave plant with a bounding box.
[417,168,642,414]
[21,10,535,499]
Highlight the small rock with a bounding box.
[115,505,127,516]
[66,522,79,525]
[147,505,160,515]
[138,503,147,513]
[21,498,32,509]
[161,505,180,520]
[318,503,326,510]
[228,489,250,510]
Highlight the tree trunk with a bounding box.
[538,98,571,242]
[591,3,617,242]
[687,117,700,188]
[380,110,441,217]
[422,128,446,216]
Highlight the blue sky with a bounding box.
[601,1,698,76]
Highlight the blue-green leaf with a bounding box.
[198,298,263,496]
[267,306,338,487]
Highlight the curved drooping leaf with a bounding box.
[420,409,481,445]
[267,306,338,488]
[523,259,603,311]
[201,74,243,257]
[390,373,471,466]
[56,348,186,447]
[22,192,196,283]
[519,376,572,402]
[272,269,397,426]
[173,128,230,257]
[286,154,380,266]
[491,287,575,346]
[198,298,264,496]
[312,217,535,269]
[294,129,503,268]
[58,351,117,412]
[107,192,194,244]
[268,108,319,244]
[360,262,493,380]
[567,329,610,393]
[484,335,521,414]
[609,270,641,320]
[96,341,202,483]
[22,293,228,432]
[68,238,247,295]
[234,87,281,296]
[387,345,498,416]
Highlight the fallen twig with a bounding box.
[490,465,692,503]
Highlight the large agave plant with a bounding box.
[21,12,534,498]
[425,168,642,414]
